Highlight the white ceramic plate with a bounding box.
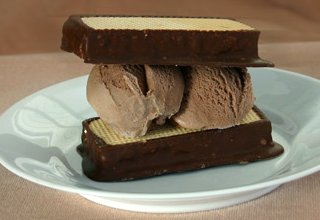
[1,68,320,213]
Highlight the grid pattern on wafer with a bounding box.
[81,17,254,31]
[89,109,261,146]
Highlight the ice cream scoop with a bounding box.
[173,66,254,129]
[87,64,184,137]
[144,65,185,125]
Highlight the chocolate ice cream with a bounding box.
[87,64,184,137]
[173,66,254,129]
[144,65,185,125]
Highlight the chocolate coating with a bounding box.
[78,106,284,181]
[61,15,274,67]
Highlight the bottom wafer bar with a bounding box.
[78,106,284,181]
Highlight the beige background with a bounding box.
[1,0,320,219]
[1,0,320,55]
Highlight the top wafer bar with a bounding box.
[61,15,273,66]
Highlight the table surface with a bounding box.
[1,42,320,219]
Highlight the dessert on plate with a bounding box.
[61,15,284,181]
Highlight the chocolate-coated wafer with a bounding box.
[61,15,273,67]
[78,106,284,181]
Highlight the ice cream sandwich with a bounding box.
[61,15,284,181]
